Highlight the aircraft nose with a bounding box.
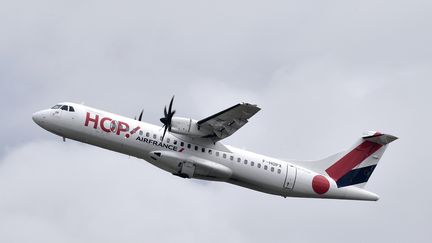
[32,110,46,126]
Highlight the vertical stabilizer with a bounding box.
[297,132,397,188]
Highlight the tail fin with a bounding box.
[298,131,398,188]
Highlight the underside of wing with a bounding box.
[197,103,260,142]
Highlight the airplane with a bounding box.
[32,97,397,201]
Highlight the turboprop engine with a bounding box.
[169,117,210,137]
[159,96,212,139]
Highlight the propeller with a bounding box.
[138,109,143,121]
[160,96,176,141]
[134,109,144,121]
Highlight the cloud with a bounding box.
[1,0,431,242]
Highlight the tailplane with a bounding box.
[297,131,397,188]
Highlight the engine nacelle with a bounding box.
[170,117,210,137]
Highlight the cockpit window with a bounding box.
[51,105,62,109]
[69,106,75,112]
[61,105,68,111]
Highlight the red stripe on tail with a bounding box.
[325,141,382,181]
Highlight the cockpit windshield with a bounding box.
[50,104,76,112]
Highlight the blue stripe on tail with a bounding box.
[336,165,377,188]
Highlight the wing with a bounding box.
[197,103,261,142]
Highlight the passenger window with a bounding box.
[223,154,226,159]
[271,167,275,172]
[277,169,281,174]
[202,148,205,153]
[237,158,241,163]
[146,132,150,137]
[181,142,184,147]
[264,165,268,170]
[208,150,212,154]
[139,131,143,136]
[160,136,163,141]
[216,152,219,157]
[194,146,198,151]
[69,106,75,112]
[173,140,177,145]
[244,160,248,165]
[187,144,191,149]
[258,163,261,168]
[230,156,234,161]
[153,134,157,139]
[251,161,255,166]
[167,138,170,143]
[61,105,68,111]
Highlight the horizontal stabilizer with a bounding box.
[363,132,398,145]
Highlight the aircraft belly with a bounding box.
[148,151,233,181]
[229,164,287,196]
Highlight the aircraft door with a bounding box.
[283,164,297,189]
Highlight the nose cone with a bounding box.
[32,110,46,126]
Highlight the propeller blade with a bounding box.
[160,95,176,139]
[162,126,168,141]
[138,109,143,121]
[160,117,167,125]
[168,96,174,114]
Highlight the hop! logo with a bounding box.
[125,126,141,138]
[84,112,140,138]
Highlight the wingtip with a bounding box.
[241,102,261,111]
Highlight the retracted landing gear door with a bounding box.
[180,162,195,178]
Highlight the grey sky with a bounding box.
[1,0,431,242]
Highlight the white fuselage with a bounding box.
[32,102,379,201]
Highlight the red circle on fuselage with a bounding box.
[312,175,330,195]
